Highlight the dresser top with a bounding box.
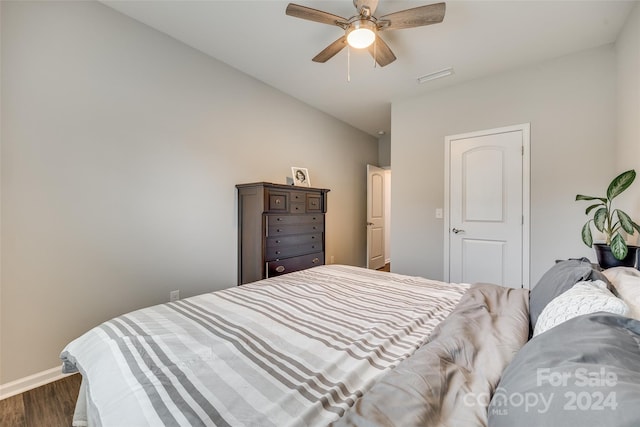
[236,182,330,193]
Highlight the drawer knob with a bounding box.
[312,258,319,264]
[275,265,285,273]
[275,240,280,243]
[275,251,281,255]
[277,218,282,221]
[275,199,281,204]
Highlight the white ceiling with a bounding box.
[103,0,636,137]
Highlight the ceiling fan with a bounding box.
[286,0,446,67]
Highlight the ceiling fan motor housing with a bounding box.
[346,19,377,49]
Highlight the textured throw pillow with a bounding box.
[489,313,640,427]
[533,280,628,336]
[603,267,640,321]
[529,259,612,330]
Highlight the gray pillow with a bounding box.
[488,313,640,427]
[529,259,611,330]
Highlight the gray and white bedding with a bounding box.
[61,265,469,427]
[489,259,640,427]
[333,283,530,427]
[61,261,640,427]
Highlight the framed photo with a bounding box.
[291,167,311,187]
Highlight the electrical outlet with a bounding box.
[169,290,180,302]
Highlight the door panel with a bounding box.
[461,239,505,285]
[447,127,526,288]
[463,148,504,221]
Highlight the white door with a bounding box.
[445,124,530,288]
[367,164,386,270]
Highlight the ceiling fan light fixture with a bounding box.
[346,20,376,49]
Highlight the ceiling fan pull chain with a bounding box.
[347,45,351,82]
[373,39,377,68]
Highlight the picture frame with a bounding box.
[291,167,311,187]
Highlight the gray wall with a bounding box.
[0,1,377,383]
[391,45,618,286]
[378,134,391,168]
[616,2,640,226]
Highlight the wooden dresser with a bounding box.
[236,182,330,285]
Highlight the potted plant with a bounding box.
[576,169,640,268]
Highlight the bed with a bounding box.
[61,262,640,427]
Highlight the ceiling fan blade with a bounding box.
[312,36,348,63]
[367,36,396,67]
[286,3,347,26]
[354,0,379,16]
[378,2,446,31]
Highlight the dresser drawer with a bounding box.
[265,242,322,261]
[268,222,324,237]
[306,194,323,212]
[266,233,322,248]
[290,202,306,214]
[290,191,306,204]
[268,192,289,212]
[267,214,323,226]
[267,252,324,278]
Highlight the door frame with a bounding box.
[443,123,531,288]
[366,164,387,270]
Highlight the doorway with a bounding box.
[444,124,530,288]
[367,165,391,270]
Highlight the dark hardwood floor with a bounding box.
[377,262,391,272]
[0,374,81,427]
[1,265,390,426]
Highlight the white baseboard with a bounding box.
[0,365,72,400]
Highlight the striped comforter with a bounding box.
[61,265,468,427]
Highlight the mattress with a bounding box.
[61,265,469,427]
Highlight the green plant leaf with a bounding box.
[607,170,636,201]
[581,222,593,247]
[594,207,607,232]
[610,233,628,260]
[633,220,640,235]
[576,194,607,202]
[585,203,604,215]
[617,210,635,234]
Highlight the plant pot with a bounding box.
[593,243,639,269]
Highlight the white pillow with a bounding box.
[603,267,640,321]
[533,280,628,337]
